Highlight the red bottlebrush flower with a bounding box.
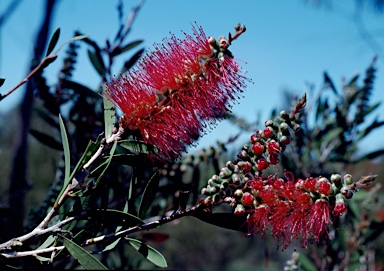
[252,142,264,156]
[247,205,270,235]
[332,195,347,216]
[259,189,277,205]
[308,199,331,242]
[256,157,269,170]
[104,24,248,161]
[332,202,347,216]
[244,172,341,249]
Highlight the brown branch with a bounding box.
[0,54,57,102]
[228,23,247,45]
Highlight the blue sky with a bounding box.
[1,0,384,154]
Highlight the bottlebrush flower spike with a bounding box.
[104,23,249,161]
[200,96,377,249]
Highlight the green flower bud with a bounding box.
[331,174,342,188]
[234,189,243,198]
[343,174,353,185]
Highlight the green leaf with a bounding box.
[46,28,61,56]
[352,149,384,163]
[33,107,60,129]
[358,102,381,119]
[61,79,100,98]
[88,49,105,76]
[138,172,159,218]
[298,253,318,271]
[346,74,359,88]
[121,48,145,74]
[324,72,338,95]
[68,134,103,184]
[194,213,248,232]
[103,96,116,140]
[36,235,56,250]
[69,209,143,227]
[111,40,144,57]
[356,119,384,141]
[119,140,159,154]
[0,78,5,88]
[62,236,108,270]
[55,114,71,205]
[126,238,167,268]
[53,34,90,55]
[29,129,63,150]
[94,141,116,186]
[120,40,144,53]
[321,127,343,145]
[102,238,121,253]
[100,203,129,253]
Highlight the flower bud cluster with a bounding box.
[201,110,301,202]
[200,99,377,248]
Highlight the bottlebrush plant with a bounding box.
[0,10,382,271]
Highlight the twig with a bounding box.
[0,245,65,259]
[83,203,205,246]
[0,54,57,102]
[0,216,75,252]
[228,23,247,45]
[117,0,145,45]
[0,203,208,258]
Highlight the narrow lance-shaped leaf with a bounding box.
[33,106,60,129]
[29,129,63,150]
[195,212,248,232]
[111,40,144,57]
[88,49,105,77]
[62,236,108,270]
[119,139,159,154]
[46,28,60,56]
[68,209,143,227]
[126,238,167,268]
[53,34,90,55]
[120,48,145,74]
[356,119,384,141]
[297,253,318,271]
[352,149,384,163]
[103,93,116,140]
[94,141,117,187]
[55,114,71,205]
[138,172,159,218]
[101,202,129,253]
[324,71,338,95]
[68,133,103,183]
[61,79,100,98]
[0,78,5,88]
[321,127,343,146]
[356,102,381,120]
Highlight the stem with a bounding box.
[0,203,209,258]
[0,54,57,102]
[0,217,75,253]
